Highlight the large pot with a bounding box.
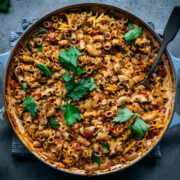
[0,3,180,176]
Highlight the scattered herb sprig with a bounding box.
[64,76,97,101]
[59,46,86,75]
[113,108,148,139]
[125,27,142,42]
[60,103,81,126]
[22,97,39,116]
[92,154,101,165]
[38,64,52,78]
[48,118,59,129]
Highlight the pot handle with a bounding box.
[169,54,180,128]
[0,51,10,124]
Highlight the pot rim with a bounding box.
[3,3,176,176]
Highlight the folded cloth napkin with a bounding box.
[10,18,161,159]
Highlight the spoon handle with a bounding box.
[143,7,180,83]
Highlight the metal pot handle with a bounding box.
[0,51,10,124]
[169,54,180,128]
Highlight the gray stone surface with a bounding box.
[0,0,180,180]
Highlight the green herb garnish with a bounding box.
[102,144,110,152]
[38,64,52,78]
[37,45,43,52]
[0,0,10,11]
[62,73,71,82]
[130,52,135,57]
[128,23,134,30]
[129,117,148,140]
[59,46,86,75]
[113,108,134,123]
[60,103,81,126]
[113,108,148,139]
[103,84,107,88]
[22,82,27,92]
[39,27,46,34]
[48,118,59,130]
[125,27,142,42]
[65,77,97,101]
[22,97,39,116]
[92,154,101,165]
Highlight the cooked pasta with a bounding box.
[5,10,175,175]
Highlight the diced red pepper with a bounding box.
[153,129,160,136]
[32,93,40,97]
[111,34,115,39]
[50,24,55,29]
[11,83,20,89]
[47,30,54,41]
[100,67,105,73]
[71,132,77,139]
[102,112,106,117]
[133,109,138,113]
[57,136,64,144]
[83,131,91,138]
[149,132,154,139]
[75,144,81,151]
[140,61,144,65]
[113,113,117,117]
[140,89,148,95]
[100,54,105,58]
[78,160,86,167]
[47,122,51,128]
[90,31,98,37]
[98,92,104,100]
[109,126,115,132]
[157,65,166,77]
[133,67,141,71]
[79,107,85,112]
[158,107,166,113]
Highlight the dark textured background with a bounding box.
[0,0,180,180]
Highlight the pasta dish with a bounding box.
[5,10,175,175]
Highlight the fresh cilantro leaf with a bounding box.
[128,23,134,30]
[113,108,134,123]
[22,82,27,91]
[125,27,142,42]
[48,118,59,130]
[92,154,101,165]
[62,73,71,82]
[0,0,10,11]
[67,46,81,57]
[88,77,97,91]
[38,64,52,78]
[59,46,85,74]
[102,144,110,152]
[39,27,46,34]
[129,117,148,140]
[60,103,81,126]
[60,105,66,111]
[64,77,76,92]
[22,97,39,116]
[37,45,43,52]
[66,77,97,101]
[77,66,86,75]
[103,83,107,88]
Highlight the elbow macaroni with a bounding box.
[6,10,174,173]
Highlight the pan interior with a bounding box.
[4,3,176,176]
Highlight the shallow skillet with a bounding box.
[0,3,180,176]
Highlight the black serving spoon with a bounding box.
[142,6,180,86]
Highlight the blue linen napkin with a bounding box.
[10,18,161,159]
